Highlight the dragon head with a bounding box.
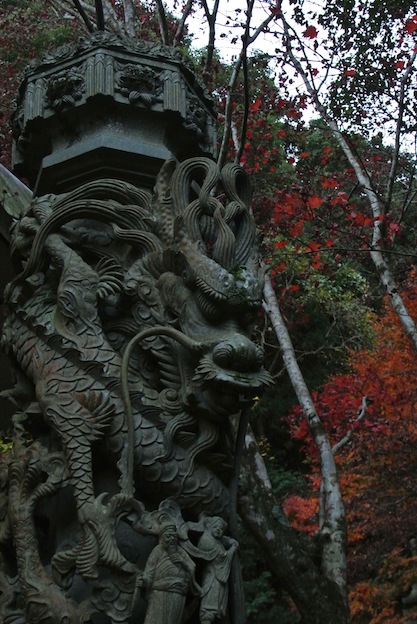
[123,157,273,422]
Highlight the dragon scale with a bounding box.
[0,157,272,623]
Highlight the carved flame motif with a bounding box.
[0,157,272,623]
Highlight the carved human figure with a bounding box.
[197,516,238,624]
[141,523,201,624]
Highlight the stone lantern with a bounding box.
[12,32,217,194]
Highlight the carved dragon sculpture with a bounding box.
[0,157,272,623]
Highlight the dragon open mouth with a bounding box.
[122,325,273,420]
[192,353,273,393]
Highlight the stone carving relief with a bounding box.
[116,63,161,107]
[28,32,190,72]
[0,156,271,622]
[12,34,218,189]
[45,68,85,110]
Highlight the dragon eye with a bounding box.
[212,343,233,368]
[166,307,179,324]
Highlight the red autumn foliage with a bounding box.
[404,16,417,34]
[0,4,80,169]
[285,271,417,622]
[304,26,319,40]
[282,495,319,535]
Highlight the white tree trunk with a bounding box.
[239,426,350,623]
[262,271,348,600]
[325,119,417,351]
[122,0,136,37]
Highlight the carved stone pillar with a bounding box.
[0,33,271,624]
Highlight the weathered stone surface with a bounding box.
[1,34,271,624]
[12,33,217,194]
[0,156,272,623]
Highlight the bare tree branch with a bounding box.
[95,0,105,30]
[173,0,194,47]
[247,13,277,46]
[201,0,221,72]
[218,10,279,168]
[102,0,126,35]
[317,396,369,529]
[217,56,243,170]
[122,0,136,37]
[71,0,95,31]
[235,0,253,165]
[155,0,170,45]
[331,396,370,455]
[386,49,417,211]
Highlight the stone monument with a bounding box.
[0,33,272,623]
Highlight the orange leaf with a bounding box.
[250,97,261,112]
[321,177,338,188]
[307,241,321,252]
[308,195,324,209]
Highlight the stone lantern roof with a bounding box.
[12,32,217,195]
